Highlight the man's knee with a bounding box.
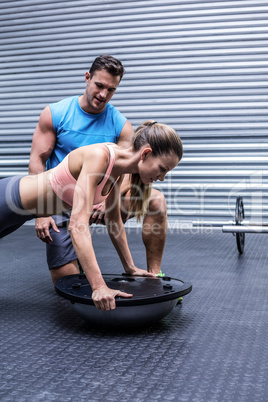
[147,189,167,217]
[142,191,167,238]
[50,260,79,285]
[120,188,167,223]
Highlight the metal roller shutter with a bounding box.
[1,0,268,224]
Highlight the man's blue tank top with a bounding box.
[46,95,127,170]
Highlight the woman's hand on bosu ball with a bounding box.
[92,285,133,310]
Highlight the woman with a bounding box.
[0,121,183,310]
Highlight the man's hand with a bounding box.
[35,216,60,244]
[89,202,106,225]
[92,285,133,310]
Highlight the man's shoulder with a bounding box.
[105,103,126,119]
[105,102,119,113]
[49,95,78,112]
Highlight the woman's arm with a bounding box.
[105,177,157,277]
[69,149,132,310]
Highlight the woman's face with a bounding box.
[138,150,180,185]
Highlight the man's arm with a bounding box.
[29,106,60,243]
[29,106,56,174]
[116,120,134,148]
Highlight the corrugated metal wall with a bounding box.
[1,0,268,224]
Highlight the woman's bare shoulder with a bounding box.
[68,144,110,180]
[85,143,112,165]
[69,143,109,161]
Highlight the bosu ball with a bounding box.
[55,274,192,328]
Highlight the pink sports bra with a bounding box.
[49,144,119,207]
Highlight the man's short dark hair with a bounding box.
[89,55,125,81]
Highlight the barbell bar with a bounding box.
[192,196,267,254]
[222,225,268,234]
[193,221,268,228]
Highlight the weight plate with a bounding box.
[235,196,245,254]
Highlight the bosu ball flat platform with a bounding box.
[55,273,192,327]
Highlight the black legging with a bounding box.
[0,176,34,239]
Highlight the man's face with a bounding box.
[85,69,121,113]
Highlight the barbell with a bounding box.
[192,196,268,254]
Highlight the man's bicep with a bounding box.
[116,120,134,148]
[33,106,56,152]
[29,107,56,173]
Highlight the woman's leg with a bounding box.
[0,176,34,238]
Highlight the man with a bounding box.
[29,55,168,284]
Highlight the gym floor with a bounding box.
[1,225,268,401]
